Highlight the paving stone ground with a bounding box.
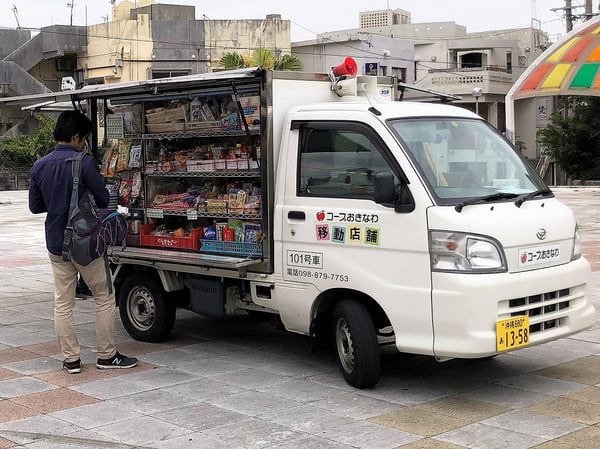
[0,188,599,449]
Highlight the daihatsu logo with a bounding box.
[536,229,547,240]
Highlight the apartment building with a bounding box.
[303,8,551,163]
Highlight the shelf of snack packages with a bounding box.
[101,92,265,261]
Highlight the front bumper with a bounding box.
[429,257,596,358]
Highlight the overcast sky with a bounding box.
[2,0,598,41]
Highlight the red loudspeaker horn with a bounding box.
[332,57,358,77]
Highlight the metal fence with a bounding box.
[0,167,30,191]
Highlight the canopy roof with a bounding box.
[506,16,600,142]
[511,15,600,100]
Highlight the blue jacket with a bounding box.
[29,144,109,256]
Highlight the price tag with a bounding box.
[146,208,164,219]
[187,209,198,221]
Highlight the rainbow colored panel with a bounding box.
[587,45,600,62]
[547,38,578,62]
[541,64,572,89]
[516,16,600,97]
[570,63,600,88]
[563,37,593,62]
[521,64,554,90]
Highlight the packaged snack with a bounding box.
[129,144,142,168]
[116,142,130,172]
[131,171,142,199]
[243,222,263,243]
[100,147,114,176]
[227,219,244,242]
[118,179,133,206]
[215,222,228,240]
[203,226,217,240]
[107,151,119,177]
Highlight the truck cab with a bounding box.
[269,99,595,387]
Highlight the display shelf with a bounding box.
[146,208,261,220]
[145,170,260,178]
[108,246,262,273]
[142,129,259,140]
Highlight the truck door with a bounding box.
[276,119,433,355]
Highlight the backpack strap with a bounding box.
[62,152,87,261]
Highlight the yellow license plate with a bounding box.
[496,316,530,351]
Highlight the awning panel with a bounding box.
[511,16,600,99]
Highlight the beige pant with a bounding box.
[48,253,117,362]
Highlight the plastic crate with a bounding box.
[200,240,262,257]
[140,224,202,251]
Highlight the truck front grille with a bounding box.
[502,288,573,335]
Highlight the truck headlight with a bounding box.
[429,231,507,273]
[571,225,582,261]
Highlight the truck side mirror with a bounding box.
[374,172,415,213]
[374,172,397,205]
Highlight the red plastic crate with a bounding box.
[140,223,203,250]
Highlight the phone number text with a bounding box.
[286,268,349,283]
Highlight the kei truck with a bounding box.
[4,62,595,388]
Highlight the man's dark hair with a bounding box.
[53,110,93,142]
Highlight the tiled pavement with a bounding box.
[0,189,599,449]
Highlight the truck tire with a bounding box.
[332,299,380,389]
[118,274,176,342]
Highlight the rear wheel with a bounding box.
[332,299,380,389]
[118,273,176,342]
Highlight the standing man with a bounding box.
[29,110,137,373]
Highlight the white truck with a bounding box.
[5,64,596,388]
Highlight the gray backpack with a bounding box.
[62,152,127,266]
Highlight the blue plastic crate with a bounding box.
[200,240,262,257]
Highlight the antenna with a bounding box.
[11,4,21,29]
[67,1,75,26]
[530,0,537,19]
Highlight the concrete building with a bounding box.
[292,32,414,86]
[0,0,291,135]
[359,8,411,28]
[0,26,86,135]
[85,1,289,83]
[308,8,550,162]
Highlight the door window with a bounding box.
[298,123,397,200]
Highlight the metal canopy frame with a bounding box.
[506,15,600,142]
[0,67,263,108]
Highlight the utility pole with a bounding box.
[67,1,75,26]
[566,0,573,32]
[584,0,593,21]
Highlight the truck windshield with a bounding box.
[387,118,548,205]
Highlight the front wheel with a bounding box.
[332,299,380,389]
[118,273,176,342]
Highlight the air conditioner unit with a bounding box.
[61,77,76,91]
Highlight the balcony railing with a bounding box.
[420,66,516,95]
[428,65,512,74]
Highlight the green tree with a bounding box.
[539,96,600,180]
[219,49,302,71]
[274,54,303,71]
[219,52,246,70]
[0,114,56,168]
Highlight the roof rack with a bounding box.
[397,81,461,103]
